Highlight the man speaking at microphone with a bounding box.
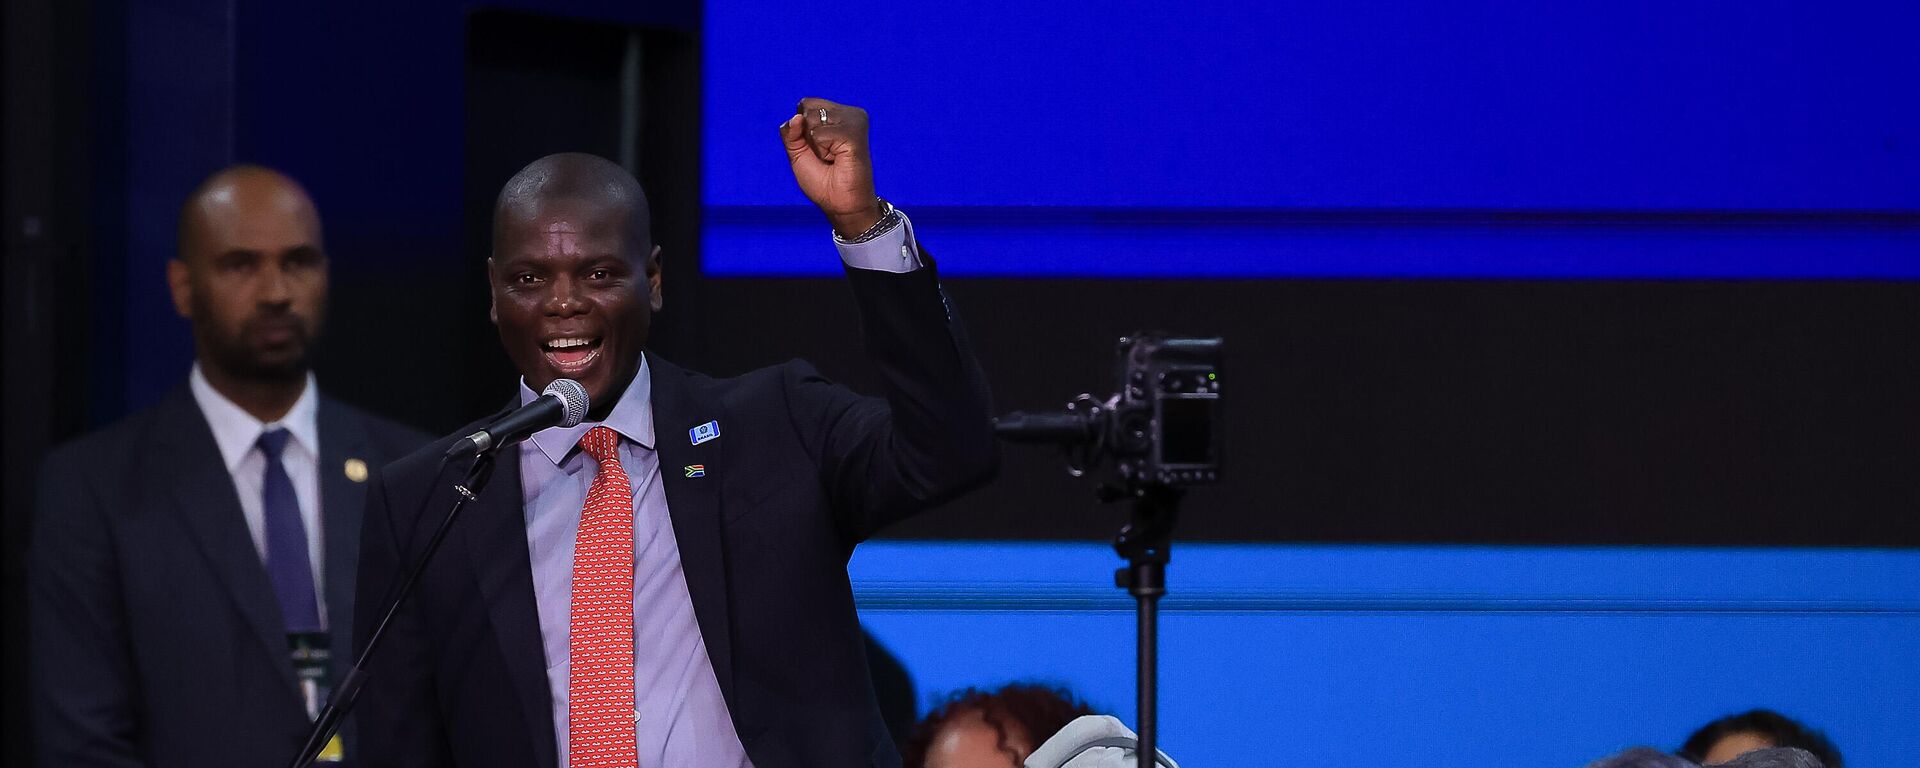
[354,98,997,768]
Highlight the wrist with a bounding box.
[831,198,903,245]
[827,200,885,239]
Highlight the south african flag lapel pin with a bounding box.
[684,464,707,478]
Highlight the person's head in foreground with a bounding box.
[1680,709,1842,768]
[903,683,1098,768]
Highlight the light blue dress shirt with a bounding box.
[516,216,922,767]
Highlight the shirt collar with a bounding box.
[518,353,654,467]
[188,362,321,472]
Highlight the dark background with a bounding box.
[5,0,1917,763]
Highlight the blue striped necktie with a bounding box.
[258,428,322,633]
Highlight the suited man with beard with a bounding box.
[31,165,429,766]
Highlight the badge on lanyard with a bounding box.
[289,632,344,763]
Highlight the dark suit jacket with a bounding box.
[30,385,429,767]
[354,265,997,768]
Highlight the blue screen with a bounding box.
[703,1,1920,277]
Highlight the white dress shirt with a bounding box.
[188,363,327,626]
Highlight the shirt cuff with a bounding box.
[835,210,925,273]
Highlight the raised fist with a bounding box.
[781,97,882,239]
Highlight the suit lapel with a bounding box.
[459,401,559,768]
[156,386,301,698]
[316,398,369,683]
[647,357,736,706]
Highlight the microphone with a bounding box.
[445,378,589,459]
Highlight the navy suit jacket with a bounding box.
[30,385,428,767]
[354,265,997,768]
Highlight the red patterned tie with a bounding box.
[570,426,637,767]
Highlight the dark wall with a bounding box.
[707,278,1920,546]
[5,0,98,763]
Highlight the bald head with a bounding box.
[178,164,323,262]
[492,152,651,257]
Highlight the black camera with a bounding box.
[995,333,1222,487]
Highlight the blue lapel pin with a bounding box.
[689,420,721,446]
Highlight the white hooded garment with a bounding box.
[1024,716,1180,768]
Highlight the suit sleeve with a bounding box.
[787,261,1000,544]
[353,466,454,767]
[29,448,148,768]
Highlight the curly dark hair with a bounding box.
[1679,709,1843,768]
[900,683,1098,768]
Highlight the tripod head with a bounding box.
[994,333,1223,489]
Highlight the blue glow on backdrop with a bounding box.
[703,1,1920,277]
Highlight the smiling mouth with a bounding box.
[541,336,604,374]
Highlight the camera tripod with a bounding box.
[1102,482,1182,768]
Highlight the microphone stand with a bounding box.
[285,450,499,768]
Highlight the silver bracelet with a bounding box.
[834,197,903,245]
